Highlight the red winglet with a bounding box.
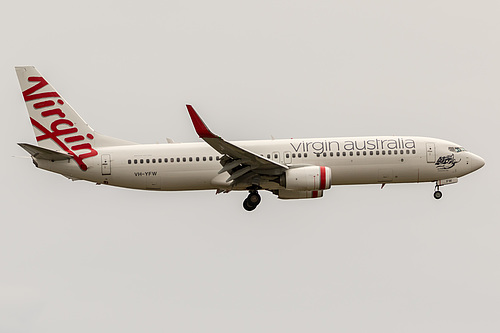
[186,105,218,139]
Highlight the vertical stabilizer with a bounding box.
[16,66,136,170]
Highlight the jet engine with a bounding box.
[280,166,332,191]
[277,189,324,199]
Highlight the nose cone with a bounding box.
[470,153,485,172]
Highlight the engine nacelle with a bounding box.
[280,166,332,191]
[278,190,324,199]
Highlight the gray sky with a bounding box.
[1,0,499,332]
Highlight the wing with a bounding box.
[186,105,288,186]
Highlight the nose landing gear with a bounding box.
[432,178,458,199]
[243,190,261,211]
[434,184,443,200]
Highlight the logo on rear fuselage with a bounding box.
[23,76,97,171]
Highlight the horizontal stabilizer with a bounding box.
[18,143,72,161]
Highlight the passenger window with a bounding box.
[171,158,174,163]
[196,157,200,162]
[128,159,131,164]
[376,151,380,155]
[152,159,156,163]
[274,154,278,159]
[140,159,144,164]
[400,150,404,155]
[292,153,296,158]
[216,156,220,161]
[337,152,340,157]
[370,151,373,156]
[176,158,180,162]
[189,157,193,162]
[412,149,416,154]
[158,158,162,163]
[134,159,137,164]
[349,152,353,156]
[382,151,386,155]
[203,156,206,161]
[304,153,308,158]
[394,150,397,155]
[330,152,334,157]
[342,152,346,157]
[286,153,290,158]
[356,151,360,156]
[388,150,391,155]
[406,150,410,154]
[298,153,302,158]
[183,157,186,162]
[267,154,271,159]
[209,156,213,161]
[363,151,367,156]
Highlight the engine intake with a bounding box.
[280,166,332,191]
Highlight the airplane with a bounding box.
[15,66,485,211]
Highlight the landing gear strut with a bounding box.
[243,190,261,211]
[434,184,443,200]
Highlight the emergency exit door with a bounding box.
[101,154,111,175]
[426,143,436,163]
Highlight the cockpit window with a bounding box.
[448,146,467,153]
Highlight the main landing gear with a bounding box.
[434,184,443,200]
[243,190,261,211]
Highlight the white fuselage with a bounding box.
[15,66,485,209]
[34,136,483,192]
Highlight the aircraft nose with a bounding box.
[470,153,485,172]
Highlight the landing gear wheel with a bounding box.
[243,190,261,211]
[243,198,257,211]
[434,190,443,200]
[248,192,261,206]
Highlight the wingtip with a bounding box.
[186,105,218,139]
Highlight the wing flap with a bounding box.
[218,158,250,174]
